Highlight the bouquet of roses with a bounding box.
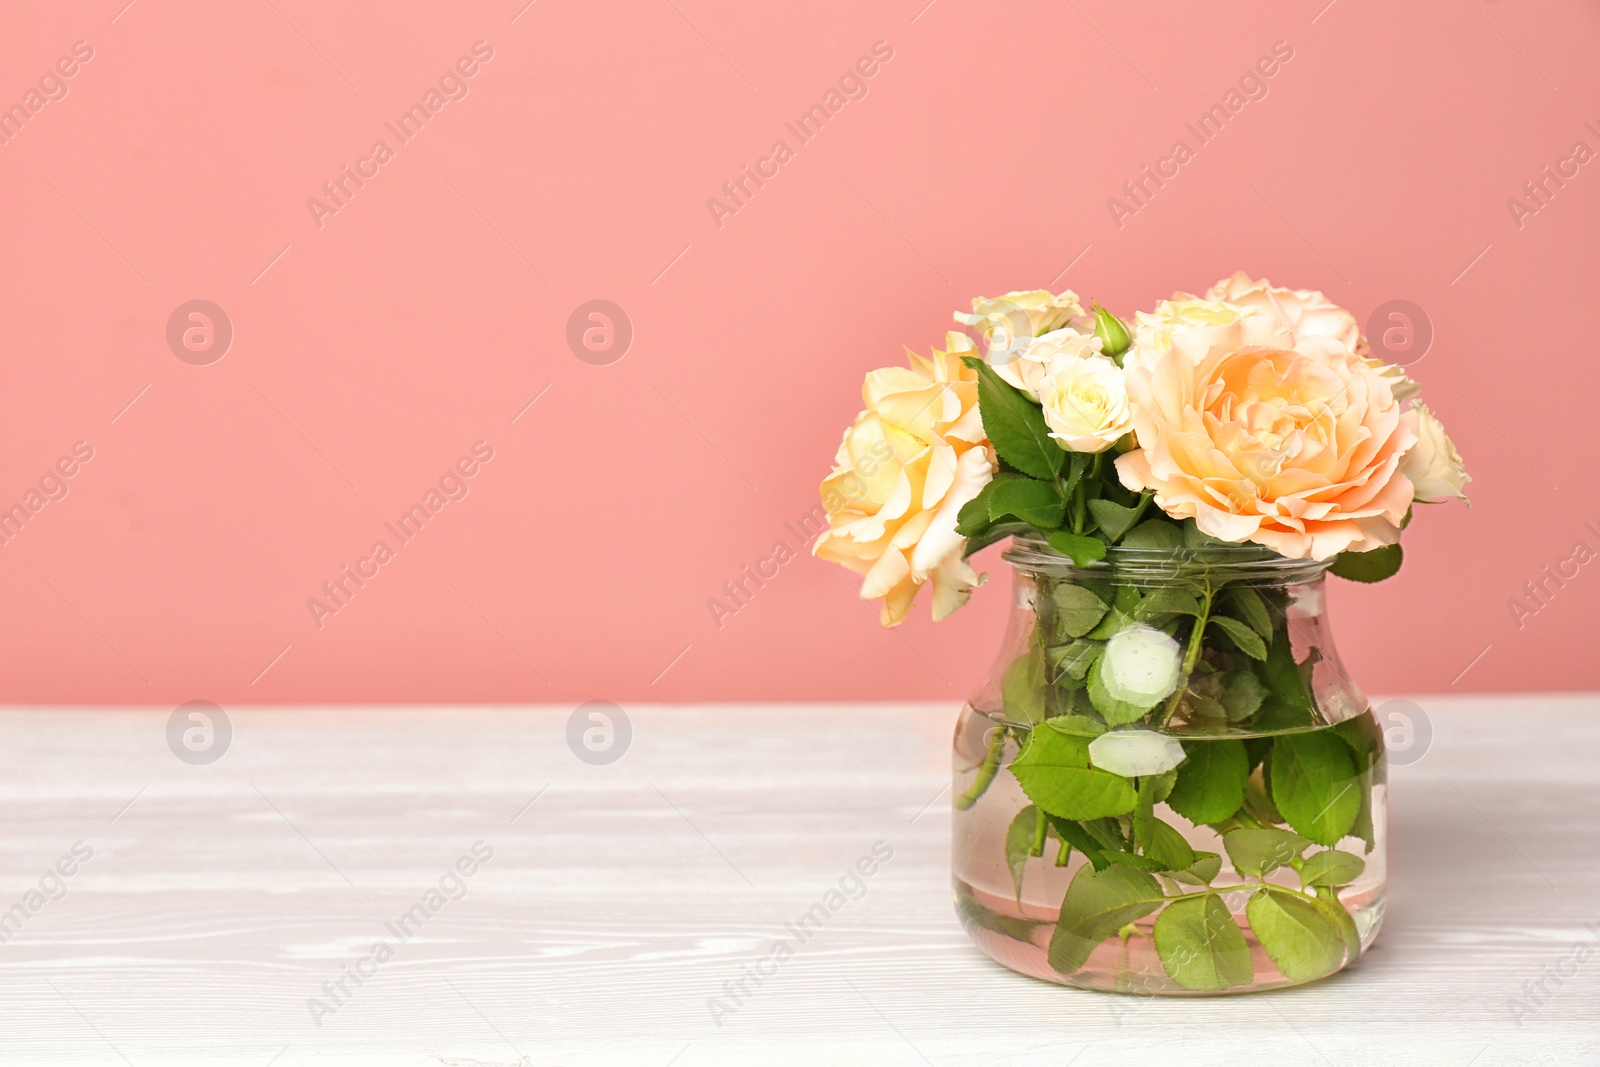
[814,273,1468,625]
[813,275,1471,992]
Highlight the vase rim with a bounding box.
[1002,533,1332,581]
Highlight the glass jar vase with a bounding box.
[952,536,1386,995]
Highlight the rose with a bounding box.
[1116,331,1417,560]
[954,288,1088,342]
[1126,297,1256,371]
[1401,402,1471,503]
[1205,272,1420,402]
[813,333,994,625]
[981,325,1104,398]
[1037,353,1133,453]
[1205,271,1363,351]
[955,290,1093,389]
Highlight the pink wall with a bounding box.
[1,0,1596,705]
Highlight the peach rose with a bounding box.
[1205,272,1363,351]
[814,333,994,625]
[1401,402,1471,503]
[1205,272,1420,403]
[1116,330,1418,560]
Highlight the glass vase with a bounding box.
[952,536,1386,995]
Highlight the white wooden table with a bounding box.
[0,699,1596,1066]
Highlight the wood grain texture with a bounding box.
[0,697,1596,1066]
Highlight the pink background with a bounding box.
[1,0,1596,706]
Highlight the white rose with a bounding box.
[1401,402,1471,503]
[980,325,1103,398]
[1037,353,1133,453]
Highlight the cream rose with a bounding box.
[1037,353,1132,453]
[983,325,1105,398]
[1401,402,1471,503]
[1116,333,1418,560]
[813,333,994,625]
[1128,297,1249,367]
[955,288,1088,341]
[1205,272,1420,402]
[955,290,1094,390]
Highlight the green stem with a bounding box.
[954,725,1006,811]
[1182,582,1215,676]
[1029,805,1047,856]
[1157,581,1214,728]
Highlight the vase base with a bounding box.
[955,878,1384,996]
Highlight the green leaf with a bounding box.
[1132,776,1157,857]
[1048,641,1103,681]
[1046,531,1107,569]
[1005,805,1044,906]
[1243,772,1285,826]
[1299,849,1366,888]
[1330,543,1403,583]
[1010,728,1138,820]
[1271,731,1361,846]
[961,520,1033,558]
[1101,849,1168,872]
[1154,894,1254,991]
[1046,816,1109,871]
[1166,739,1248,826]
[955,479,1000,537]
[1087,496,1149,543]
[1261,629,1310,703]
[1047,865,1166,975]
[1223,827,1312,878]
[1120,519,1186,550]
[1246,887,1347,983]
[1145,818,1196,871]
[1167,850,1223,886]
[1333,717,1381,855]
[961,355,1065,480]
[1042,714,1105,738]
[1083,612,1132,642]
[1219,670,1265,721]
[1227,586,1275,639]
[1209,615,1268,660]
[1314,891,1363,964]
[1002,649,1047,724]
[1052,585,1108,638]
[989,475,1066,528]
[1084,584,1141,639]
[1183,687,1229,721]
[1332,715,1381,775]
[1134,585,1203,620]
